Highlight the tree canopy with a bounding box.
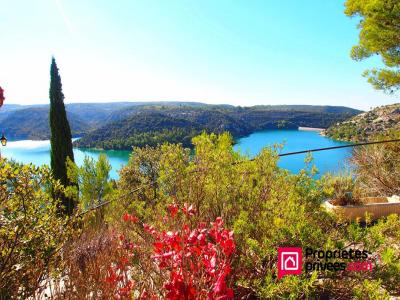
[345,0,400,92]
[49,57,76,215]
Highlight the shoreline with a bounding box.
[298,126,325,132]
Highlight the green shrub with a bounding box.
[67,154,113,224]
[352,131,400,197]
[2,133,400,298]
[0,159,76,298]
[321,173,359,205]
[110,133,400,298]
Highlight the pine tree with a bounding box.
[49,57,76,215]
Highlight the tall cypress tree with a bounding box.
[49,57,76,215]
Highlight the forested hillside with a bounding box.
[326,103,400,142]
[0,102,361,145]
[75,104,361,149]
[0,102,203,139]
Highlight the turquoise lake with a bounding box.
[1,130,352,179]
[233,130,352,176]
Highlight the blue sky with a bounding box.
[0,0,397,110]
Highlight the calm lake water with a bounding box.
[234,130,352,175]
[1,140,130,179]
[1,130,352,179]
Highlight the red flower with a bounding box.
[182,203,195,216]
[143,224,157,235]
[122,213,139,223]
[150,214,235,299]
[0,86,4,108]
[197,233,206,244]
[105,268,117,284]
[168,203,179,218]
[109,210,235,299]
[139,289,149,299]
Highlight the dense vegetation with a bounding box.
[326,103,400,141]
[0,161,76,297]
[74,105,360,150]
[1,132,400,299]
[0,103,360,142]
[352,131,400,197]
[2,0,400,297]
[345,0,400,93]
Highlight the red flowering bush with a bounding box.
[0,86,4,107]
[106,203,236,299]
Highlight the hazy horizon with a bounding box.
[2,100,369,111]
[1,0,398,110]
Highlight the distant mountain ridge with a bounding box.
[325,103,400,141]
[1,107,91,140]
[0,102,362,147]
[74,103,360,150]
[0,102,204,139]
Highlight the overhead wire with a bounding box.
[79,139,400,215]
